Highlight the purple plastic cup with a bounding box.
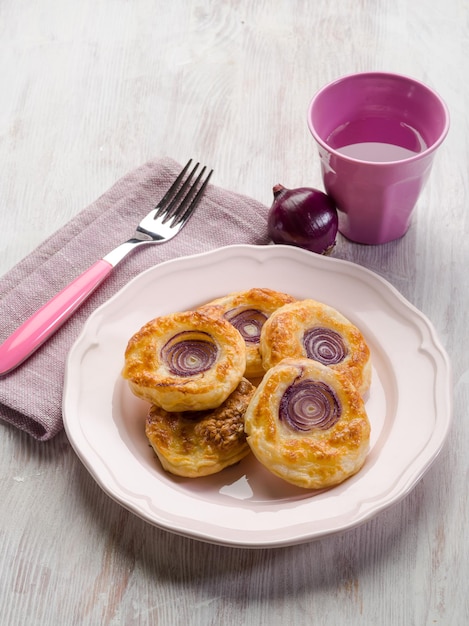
[307,72,450,244]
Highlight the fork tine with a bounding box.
[159,161,202,221]
[171,167,213,227]
[154,159,193,217]
[155,160,202,220]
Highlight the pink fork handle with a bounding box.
[0,259,113,375]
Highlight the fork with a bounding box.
[0,159,213,375]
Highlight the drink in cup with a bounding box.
[307,72,450,244]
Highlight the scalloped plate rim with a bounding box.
[63,244,452,548]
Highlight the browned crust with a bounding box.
[198,288,296,378]
[244,358,371,489]
[260,299,371,396]
[145,378,256,477]
[122,310,246,411]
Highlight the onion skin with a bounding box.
[303,327,347,365]
[224,308,268,343]
[267,185,338,255]
[279,379,341,432]
[161,331,218,377]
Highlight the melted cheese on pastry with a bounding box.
[244,358,371,489]
[145,378,256,477]
[260,298,371,396]
[122,310,246,411]
[198,287,296,378]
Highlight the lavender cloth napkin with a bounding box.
[0,157,270,441]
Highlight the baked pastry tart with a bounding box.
[244,358,371,489]
[145,378,256,477]
[260,299,371,396]
[198,288,296,378]
[122,310,246,412]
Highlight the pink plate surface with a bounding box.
[63,245,452,547]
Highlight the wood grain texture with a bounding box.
[1,0,468,624]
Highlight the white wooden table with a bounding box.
[1,1,467,624]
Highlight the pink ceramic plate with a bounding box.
[63,244,452,547]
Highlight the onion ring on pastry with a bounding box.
[122,311,246,411]
[198,288,296,378]
[260,299,371,395]
[244,358,371,489]
[145,378,256,477]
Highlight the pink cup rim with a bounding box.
[307,71,450,166]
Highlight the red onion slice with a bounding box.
[161,331,218,377]
[303,327,347,365]
[279,379,341,431]
[224,308,268,344]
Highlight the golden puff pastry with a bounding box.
[260,299,371,396]
[197,288,296,378]
[145,378,256,477]
[122,310,246,412]
[244,358,371,489]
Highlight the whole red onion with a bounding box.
[267,184,338,255]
